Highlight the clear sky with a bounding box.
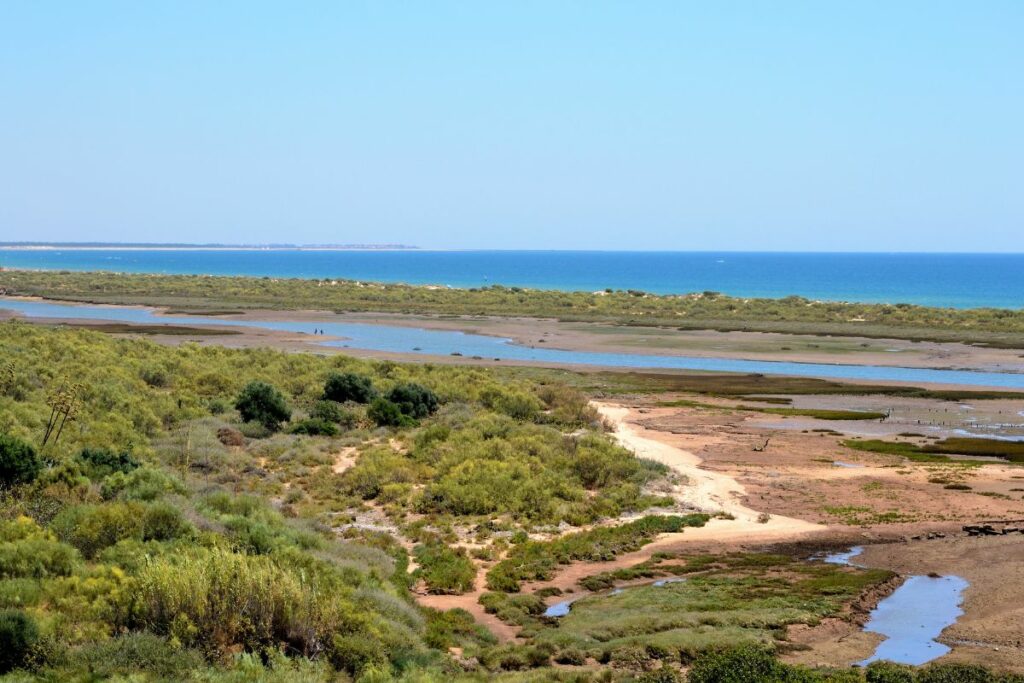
[1,2,1021,250]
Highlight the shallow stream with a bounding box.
[3,297,1024,389]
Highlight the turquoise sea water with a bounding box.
[3,298,1023,388]
[2,249,1023,309]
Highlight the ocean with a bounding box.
[1,249,1022,309]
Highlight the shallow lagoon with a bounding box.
[3,298,1024,389]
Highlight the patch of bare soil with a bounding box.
[632,400,1024,529]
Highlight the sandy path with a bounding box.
[595,402,823,537]
[331,447,357,474]
[415,573,520,642]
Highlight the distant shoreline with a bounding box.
[0,243,420,251]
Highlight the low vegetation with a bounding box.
[659,399,887,421]
[485,514,710,592]
[843,437,1024,464]
[5,269,1024,347]
[1,317,1020,680]
[0,320,680,679]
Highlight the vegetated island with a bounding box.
[0,242,419,250]
[2,269,1024,348]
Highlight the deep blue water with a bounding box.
[2,249,1023,309]
[3,298,1024,388]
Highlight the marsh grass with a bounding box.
[843,438,1024,464]
[521,553,892,664]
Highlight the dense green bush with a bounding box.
[687,645,786,683]
[67,632,205,679]
[116,547,412,668]
[916,662,1016,683]
[100,466,186,501]
[0,535,79,580]
[1,517,79,580]
[866,661,916,683]
[235,381,291,431]
[0,435,41,488]
[480,386,542,421]
[288,418,339,436]
[310,399,356,427]
[323,372,376,404]
[0,609,39,673]
[413,543,476,594]
[77,446,140,479]
[368,398,415,427]
[51,501,191,558]
[386,382,439,419]
[141,501,193,542]
[423,607,496,650]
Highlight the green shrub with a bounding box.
[917,663,999,683]
[412,543,476,594]
[0,609,39,673]
[866,661,917,683]
[235,381,291,431]
[101,467,187,501]
[424,607,496,650]
[0,536,79,579]
[0,435,41,488]
[141,502,193,542]
[310,399,356,426]
[0,517,79,580]
[51,502,145,558]
[480,386,541,421]
[386,383,439,419]
[288,418,339,436]
[687,645,785,683]
[68,632,204,679]
[117,547,359,659]
[323,372,376,404]
[77,446,140,479]
[328,633,388,676]
[368,398,414,427]
[0,579,43,608]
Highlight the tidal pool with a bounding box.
[823,546,968,666]
[856,575,968,666]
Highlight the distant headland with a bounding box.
[0,242,419,251]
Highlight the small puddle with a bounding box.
[833,461,864,469]
[823,546,865,566]
[543,577,686,617]
[543,597,579,618]
[823,546,968,666]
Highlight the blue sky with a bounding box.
[1,2,1021,250]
